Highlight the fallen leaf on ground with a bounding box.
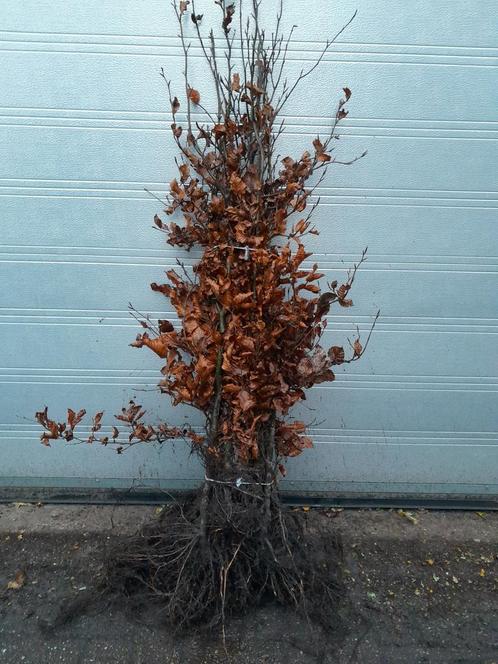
[325,508,343,518]
[475,512,486,519]
[479,568,486,577]
[397,509,418,525]
[425,558,435,566]
[7,570,26,590]
[302,506,310,512]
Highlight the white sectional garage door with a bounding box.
[1,1,497,498]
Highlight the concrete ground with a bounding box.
[0,504,497,663]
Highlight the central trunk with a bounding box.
[200,415,278,547]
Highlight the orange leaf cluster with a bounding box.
[140,84,361,463]
[35,402,200,453]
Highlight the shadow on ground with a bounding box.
[0,506,497,663]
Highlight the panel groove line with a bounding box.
[1,188,496,208]
[1,245,497,263]
[2,31,498,50]
[1,107,497,126]
[1,309,497,334]
[1,258,496,274]
[1,371,497,392]
[1,29,496,51]
[4,196,493,211]
[3,50,496,70]
[3,179,498,197]
[0,32,496,67]
[2,117,497,140]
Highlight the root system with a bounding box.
[101,483,344,631]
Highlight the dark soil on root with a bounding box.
[1,507,497,663]
[96,494,344,631]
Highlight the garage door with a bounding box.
[1,1,497,498]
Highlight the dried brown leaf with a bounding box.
[238,390,256,412]
[328,346,345,365]
[231,73,241,92]
[7,570,26,590]
[67,408,86,430]
[187,88,201,105]
[229,172,247,196]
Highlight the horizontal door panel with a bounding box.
[2,381,496,437]
[2,0,496,48]
[1,323,497,380]
[2,127,497,193]
[0,198,496,260]
[1,261,495,318]
[0,51,496,123]
[286,440,498,486]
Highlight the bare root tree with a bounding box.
[36,0,376,631]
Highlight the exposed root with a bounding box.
[100,483,344,631]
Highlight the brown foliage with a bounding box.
[36,0,375,478]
